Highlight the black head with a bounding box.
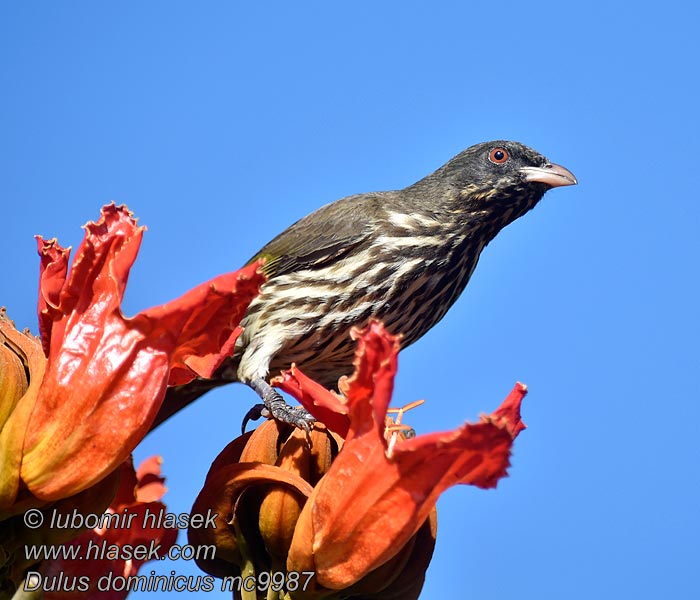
[414,140,577,226]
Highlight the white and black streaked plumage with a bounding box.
[154,140,576,430]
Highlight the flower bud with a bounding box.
[0,309,46,515]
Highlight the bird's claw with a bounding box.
[268,401,315,435]
[243,378,315,434]
[241,401,315,434]
[241,403,266,434]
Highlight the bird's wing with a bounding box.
[247,193,381,278]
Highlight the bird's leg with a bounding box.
[241,377,315,434]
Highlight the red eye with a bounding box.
[489,147,509,164]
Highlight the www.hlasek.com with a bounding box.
[22,506,316,593]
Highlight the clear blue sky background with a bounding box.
[2,2,699,599]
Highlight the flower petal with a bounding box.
[133,455,168,503]
[274,365,350,437]
[36,238,71,355]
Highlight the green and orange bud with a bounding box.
[0,309,47,516]
[188,422,330,591]
[0,311,31,426]
[257,425,336,564]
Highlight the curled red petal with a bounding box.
[36,238,71,356]
[343,321,399,440]
[274,365,350,437]
[22,204,264,500]
[485,381,527,438]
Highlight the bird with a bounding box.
[153,140,576,431]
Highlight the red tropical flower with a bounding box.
[282,322,526,590]
[189,322,527,598]
[36,456,179,600]
[0,204,264,597]
[1,203,264,507]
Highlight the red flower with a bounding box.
[189,322,527,598]
[280,322,527,589]
[36,456,179,600]
[1,204,264,597]
[5,203,264,503]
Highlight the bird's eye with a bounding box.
[489,147,509,164]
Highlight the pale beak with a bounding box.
[520,163,578,188]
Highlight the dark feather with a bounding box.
[247,193,389,277]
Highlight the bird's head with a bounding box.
[417,140,577,228]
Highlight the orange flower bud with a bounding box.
[0,311,29,426]
[0,309,47,514]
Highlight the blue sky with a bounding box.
[2,1,698,598]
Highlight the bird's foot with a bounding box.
[242,378,315,434]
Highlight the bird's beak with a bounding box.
[520,163,578,188]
